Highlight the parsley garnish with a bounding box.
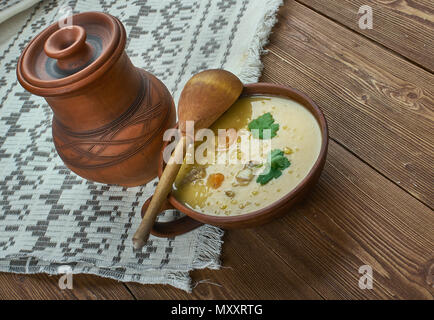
[256,149,291,185]
[248,112,279,139]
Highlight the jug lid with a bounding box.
[17,12,125,96]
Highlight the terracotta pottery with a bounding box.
[16,12,176,186]
[141,83,329,237]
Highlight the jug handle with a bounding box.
[140,196,203,237]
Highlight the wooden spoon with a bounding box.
[132,69,243,249]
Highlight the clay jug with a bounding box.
[16,12,176,186]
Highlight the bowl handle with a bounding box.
[140,196,203,237]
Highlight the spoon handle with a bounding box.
[132,136,187,250]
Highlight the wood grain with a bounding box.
[262,1,434,207]
[297,0,434,71]
[0,273,135,300]
[253,140,433,299]
[126,228,323,299]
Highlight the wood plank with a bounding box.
[297,0,434,71]
[125,229,323,299]
[251,140,433,299]
[0,272,135,299]
[261,1,434,206]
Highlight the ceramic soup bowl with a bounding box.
[141,83,328,237]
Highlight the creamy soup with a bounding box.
[172,95,322,216]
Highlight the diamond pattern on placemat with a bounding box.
[0,0,282,291]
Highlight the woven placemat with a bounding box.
[0,0,282,291]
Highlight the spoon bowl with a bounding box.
[178,69,243,133]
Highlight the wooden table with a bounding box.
[1,0,433,300]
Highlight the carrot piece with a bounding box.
[207,173,225,189]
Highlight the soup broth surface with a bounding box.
[172,95,322,216]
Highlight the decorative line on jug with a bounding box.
[53,73,172,169]
[53,70,146,137]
